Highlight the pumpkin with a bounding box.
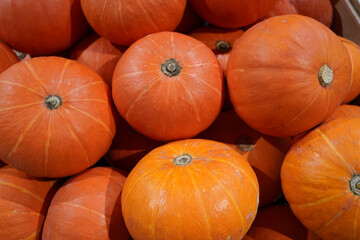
[340,37,360,103]
[188,26,244,77]
[42,167,130,240]
[80,0,186,46]
[227,14,351,137]
[174,3,205,34]
[188,0,277,28]
[281,117,360,239]
[244,204,321,240]
[327,104,360,122]
[12,49,32,62]
[0,57,116,178]
[0,41,19,73]
[0,166,60,240]
[197,109,292,207]
[0,0,89,56]
[105,115,163,173]
[70,33,125,87]
[112,31,224,141]
[121,139,259,240]
[265,0,333,27]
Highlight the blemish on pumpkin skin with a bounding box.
[282,20,287,23]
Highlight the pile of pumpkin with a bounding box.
[0,0,360,239]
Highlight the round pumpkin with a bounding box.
[227,14,351,137]
[244,204,321,240]
[80,0,186,46]
[70,33,125,87]
[281,117,360,239]
[197,109,292,207]
[265,0,333,27]
[42,167,130,240]
[0,0,89,56]
[188,0,277,28]
[0,41,19,74]
[174,3,205,34]
[0,57,116,178]
[112,31,223,141]
[340,37,360,103]
[121,139,259,240]
[0,166,60,240]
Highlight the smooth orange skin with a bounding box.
[189,0,276,28]
[0,41,19,74]
[327,104,360,122]
[112,31,224,142]
[0,57,116,178]
[42,167,130,240]
[70,33,125,87]
[265,0,333,27]
[121,139,259,240]
[227,15,351,137]
[81,0,186,46]
[341,37,360,103]
[197,110,292,207]
[281,118,360,239]
[0,0,89,56]
[0,166,59,240]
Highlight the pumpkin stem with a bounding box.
[236,135,255,152]
[174,154,192,166]
[161,58,181,77]
[13,50,27,60]
[350,175,360,195]
[318,64,333,87]
[45,95,62,110]
[215,40,231,53]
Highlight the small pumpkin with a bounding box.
[70,33,125,87]
[227,14,351,137]
[0,166,60,240]
[0,57,116,178]
[42,167,130,240]
[112,31,223,141]
[0,41,18,73]
[121,139,259,240]
[197,109,292,207]
[281,117,360,239]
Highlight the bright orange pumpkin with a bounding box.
[265,0,333,27]
[327,104,360,122]
[70,33,125,87]
[0,166,60,240]
[112,31,224,141]
[80,0,186,46]
[121,139,259,240]
[0,0,89,56]
[281,117,360,239]
[227,14,351,137]
[42,167,130,240]
[0,57,116,178]
[197,110,292,207]
[0,41,18,73]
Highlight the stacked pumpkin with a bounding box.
[0,0,360,239]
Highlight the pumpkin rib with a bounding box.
[7,110,44,160]
[99,0,109,24]
[177,44,205,62]
[0,102,43,113]
[115,0,131,42]
[184,63,219,68]
[20,230,39,240]
[56,60,72,93]
[0,180,44,201]
[148,38,168,59]
[291,192,347,208]
[60,201,106,219]
[137,0,160,32]
[61,81,104,99]
[171,32,175,58]
[181,73,221,96]
[24,61,48,95]
[114,70,160,81]
[0,80,45,98]
[65,99,109,104]
[178,78,201,122]
[44,115,52,176]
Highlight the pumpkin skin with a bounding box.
[244,204,321,240]
[265,0,333,27]
[70,33,125,87]
[189,26,244,77]
[112,31,224,142]
[80,0,186,46]
[121,139,259,240]
[174,3,205,34]
[327,104,360,122]
[0,41,19,74]
[341,37,360,103]
[0,57,116,178]
[281,118,360,239]
[0,0,89,56]
[42,167,130,240]
[197,110,292,207]
[188,0,277,28]
[0,166,60,240]
[227,14,351,137]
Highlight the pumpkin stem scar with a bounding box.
[236,135,255,152]
[215,40,231,53]
[318,64,333,87]
[174,154,192,166]
[161,58,182,77]
[350,175,360,195]
[45,95,62,110]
